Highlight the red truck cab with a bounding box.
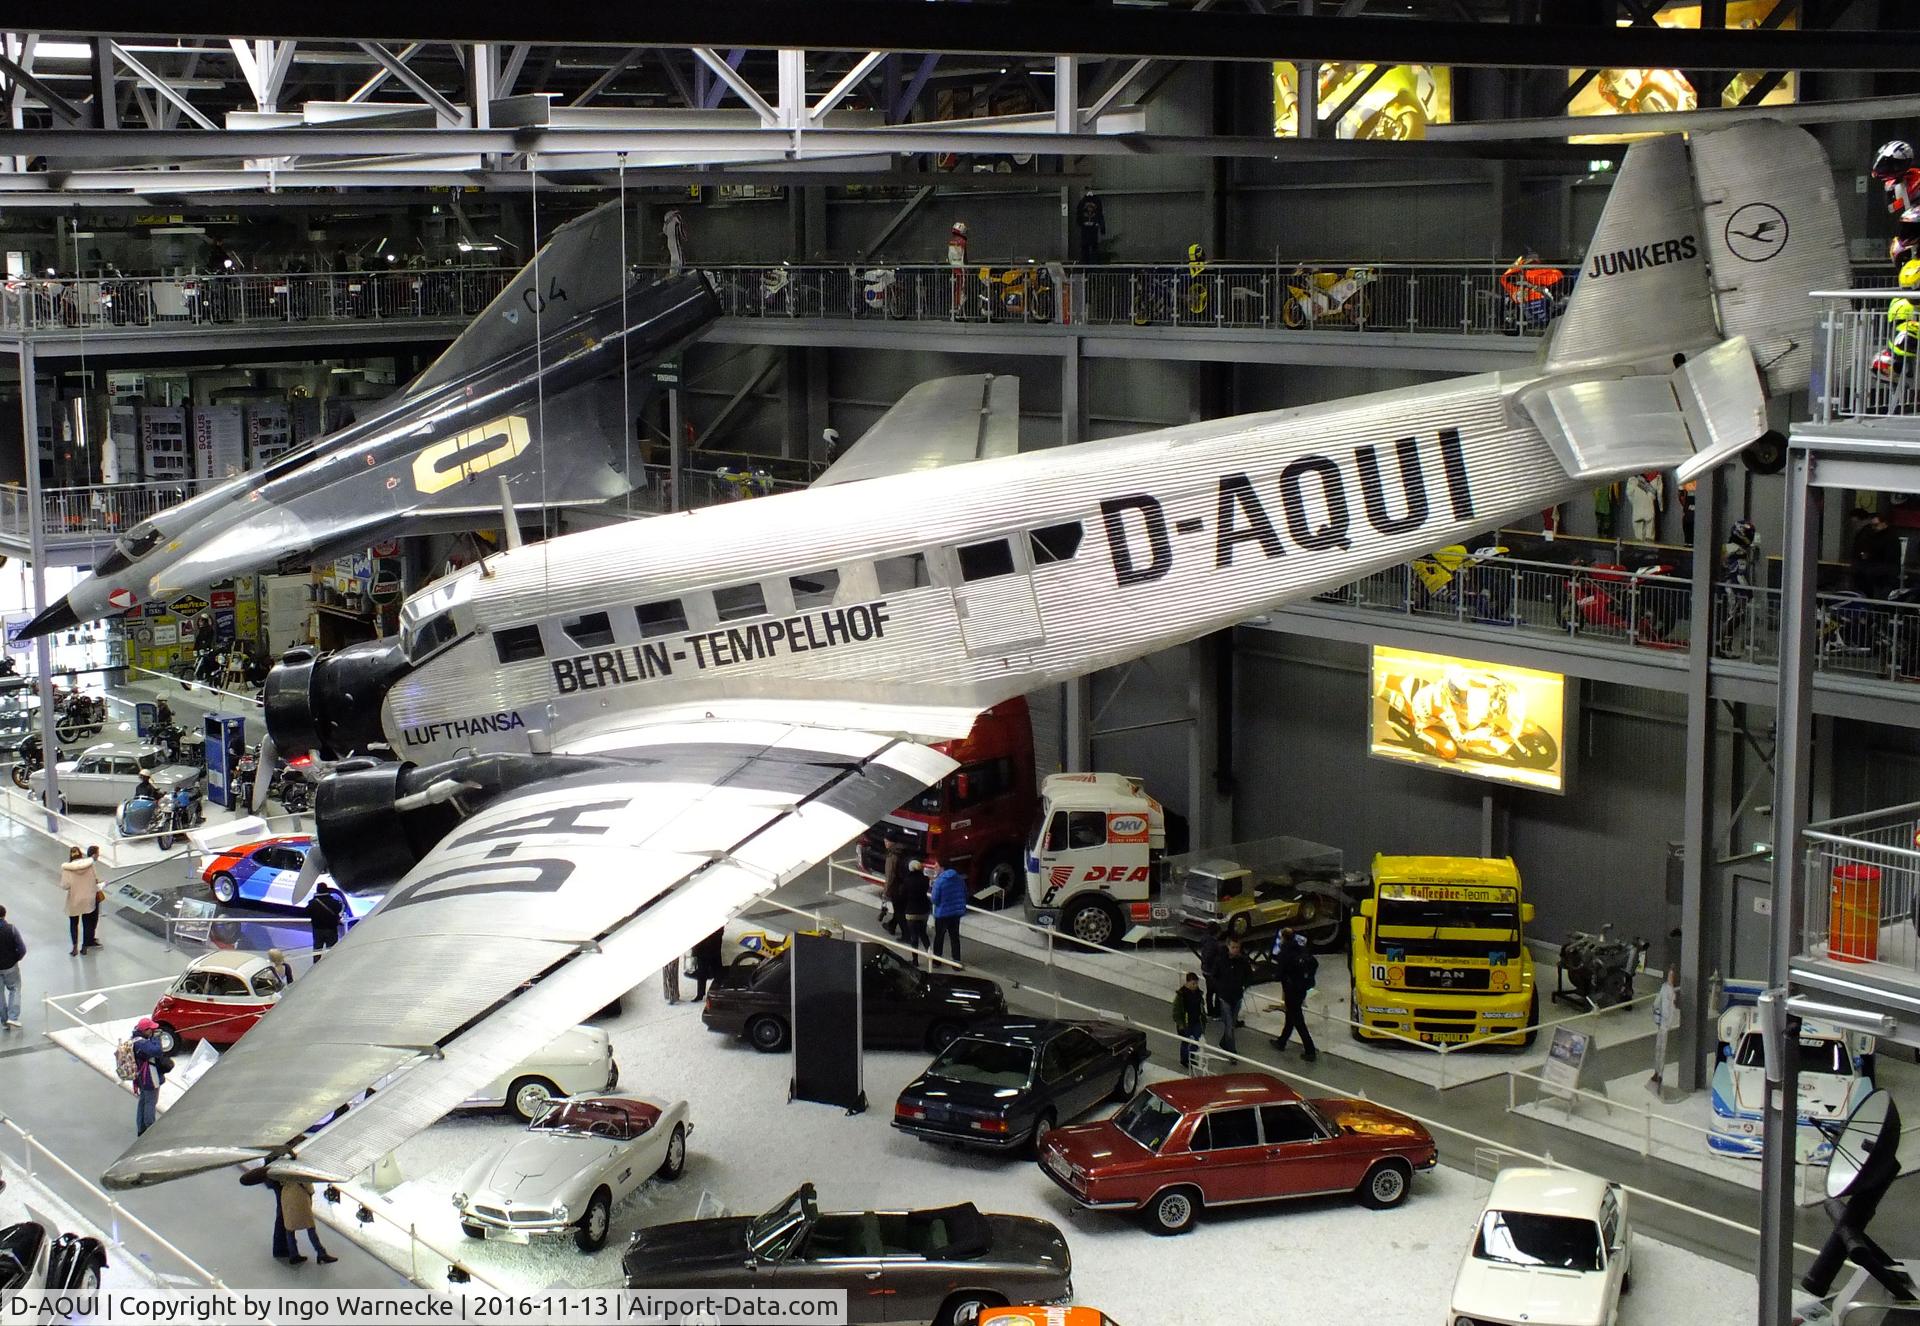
[857,697,1037,906]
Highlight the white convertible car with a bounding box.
[453,1094,691,1252]
[1448,1168,1631,1326]
[1709,1006,1874,1162]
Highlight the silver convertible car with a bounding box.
[28,741,203,813]
[454,1094,691,1252]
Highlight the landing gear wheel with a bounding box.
[574,1188,612,1253]
[1145,1187,1200,1235]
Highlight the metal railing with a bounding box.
[1812,288,1920,425]
[1312,553,1920,684]
[0,478,219,543]
[0,267,517,334]
[1802,803,1920,981]
[687,259,1574,336]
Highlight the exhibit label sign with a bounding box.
[1368,645,1568,795]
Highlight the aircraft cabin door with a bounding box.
[951,534,1044,657]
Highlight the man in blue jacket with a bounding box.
[928,860,969,963]
[131,1016,169,1135]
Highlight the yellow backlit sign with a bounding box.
[1273,63,1451,141]
[1568,2,1797,143]
[1369,645,1567,795]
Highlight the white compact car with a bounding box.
[459,1024,619,1121]
[1709,1007,1874,1162]
[1448,1167,1631,1326]
[453,1094,691,1252]
[28,742,203,813]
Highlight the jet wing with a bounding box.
[812,374,1019,487]
[101,716,957,1189]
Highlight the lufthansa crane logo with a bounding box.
[1724,203,1789,263]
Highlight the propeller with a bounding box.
[249,730,276,816]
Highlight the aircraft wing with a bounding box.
[101,716,957,1189]
[812,373,1019,487]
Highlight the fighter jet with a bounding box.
[17,201,719,640]
[103,121,1845,1190]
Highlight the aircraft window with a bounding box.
[1030,522,1084,564]
[714,583,767,623]
[789,570,841,610]
[875,553,930,594]
[562,611,615,648]
[636,599,689,639]
[957,538,1016,582]
[407,612,458,663]
[493,625,545,664]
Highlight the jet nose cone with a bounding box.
[16,596,80,641]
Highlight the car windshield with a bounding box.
[1474,1210,1603,1273]
[530,1100,631,1138]
[1734,1032,1850,1076]
[927,1037,1034,1088]
[748,1190,811,1260]
[1112,1090,1182,1154]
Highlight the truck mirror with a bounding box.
[1358,898,1375,919]
[1521,902,1535,924]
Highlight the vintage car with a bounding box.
[200,835,378,923]
[460,1025,620,1122]
[703,942,1005,1054]
[150,950,284,1050]
[1037,1071,1437,1234]
[1709,1006,1874,1162]
[622,1183,1072,1326]
[894,1018,1147,1152]
[29,741,203,813]
[454,1094,691,1252]
[0,1217,109,1301]
[1448,1167,1632,1326]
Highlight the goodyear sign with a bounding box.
[169,593,210,617]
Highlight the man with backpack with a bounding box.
[1269,928,1319,1062]
[127,1017,170,1135]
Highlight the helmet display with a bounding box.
[1729,517,1757,549]
[1187,243,1207,264]
[1872,140,1914,182]
[951,221,967,234]
[1899,258,1920,290]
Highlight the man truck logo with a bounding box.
[412,416,531,495]
[1108,814,1149,841]
[1724,203,1789,263]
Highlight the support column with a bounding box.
[1478,790,1509,858]
[1678,464,1720,1091]
[1062,676,1091,773]
[90,38,116,129]
[17,342,59,823]
[1061,338,1085,448]
[1185,636,1232,851]
[1759,445,1818,1326]
[667,388,684,513]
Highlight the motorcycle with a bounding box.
[715,467,776,501]
[1281,264,1376,328]
[761,263,793,314]
[53,691,106,745]
[269,754,318,814]
[9,732,50,789]
[1561,560,1683,648]
[860,267,902,318]
[149,720,206,769]
[1409,543,1512,623]
[1377,669,1559,771]
[1556,925,1649,1010]
[116,786,203,850]
[1498,261,1571,333]
[730,926,833,968]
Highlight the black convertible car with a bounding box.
[702,942,1006,1053]
[894,1018,1148,1152]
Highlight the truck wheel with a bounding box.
[1226,912,1249,939]
[973,850,1021,911]
[1062,896,1123,951]
[1521,990,1539,1050]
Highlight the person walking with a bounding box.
[130,1017,167,1136]
[1198,930,1226,1020]
[1075,192,1106,265]
[1649,965,1681,1093]
[1269,929,1319,1062]
[278,1179,337,1265]
[929,859,968,963]
[1171,971,1207,1072]
[306,883,346,956]
[691,928,725,1000]
[895,857,932,953]
[0,903,25,1029]
[58,847,97,956]
[240,1167,289,1261]
[1213,938,1252,1055]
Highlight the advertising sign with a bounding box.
[1368,645,1568,795]
[1273,63,1451,140]
[169,593,210,617]
[1567,2,1796,142]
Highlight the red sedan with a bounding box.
[149,951,285,1051]
[1036,1071,1437,1234]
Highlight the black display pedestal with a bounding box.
[789,933,866,1114]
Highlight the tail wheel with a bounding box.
[1358,1160,1411,1209]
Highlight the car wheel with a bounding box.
[1350,984,1366,1042]
[1145,1186,1201,1235]
[925,1020,963,1053]
[1062,896,1122,951]
[1358,1160,1411,1209]
[1030,1111,1058,1153]
[656,1123,687,1180]
[76,1262,100,1295]
[1226,912,1249,939]
[460,1222,485,1240]
[155,1024,179,1055]
[937,1292,1005,1326]
[746,1015,790,1053]
[506,1076,560,1122]
[574,1187,612,1253]
[210,873,238,904]
[1114,1058,1142,1100]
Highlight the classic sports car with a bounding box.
[454,1095,691,1252]
[460,1025,620,1122]
[150,950,284,1050]
[1709,1006,1874,1161]
[0,1217,109,1301]
[29,741,203,813]
[200,835,377,924]
[1448,1167,1632,1326]
[894,1018,1147,1152]
[622,1183,1072,1326]
[703,942,1005,1054]
[1037,1072,1436,1234]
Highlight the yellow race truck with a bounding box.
[1347,854,1537,1048]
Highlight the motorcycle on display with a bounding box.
[860,267,902,318]
[116,785,202,851]
[1561,560,1684,649]
[761,263,793,314]
[53,692,106,745]
[1555,925,1650,1010]
[1497,259,1572,333]
[1376,668,1560,771]
[1281,264,1376,328]
[150,720,206,769]
[715,467,776,501]
[9,732,50,789]
[1408,543,1513,623]
[730,926,833,969]
[269,755,317,813]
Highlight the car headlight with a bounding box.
[451,1192,468,1209]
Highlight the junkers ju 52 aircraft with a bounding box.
[105,120,1845,1190]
